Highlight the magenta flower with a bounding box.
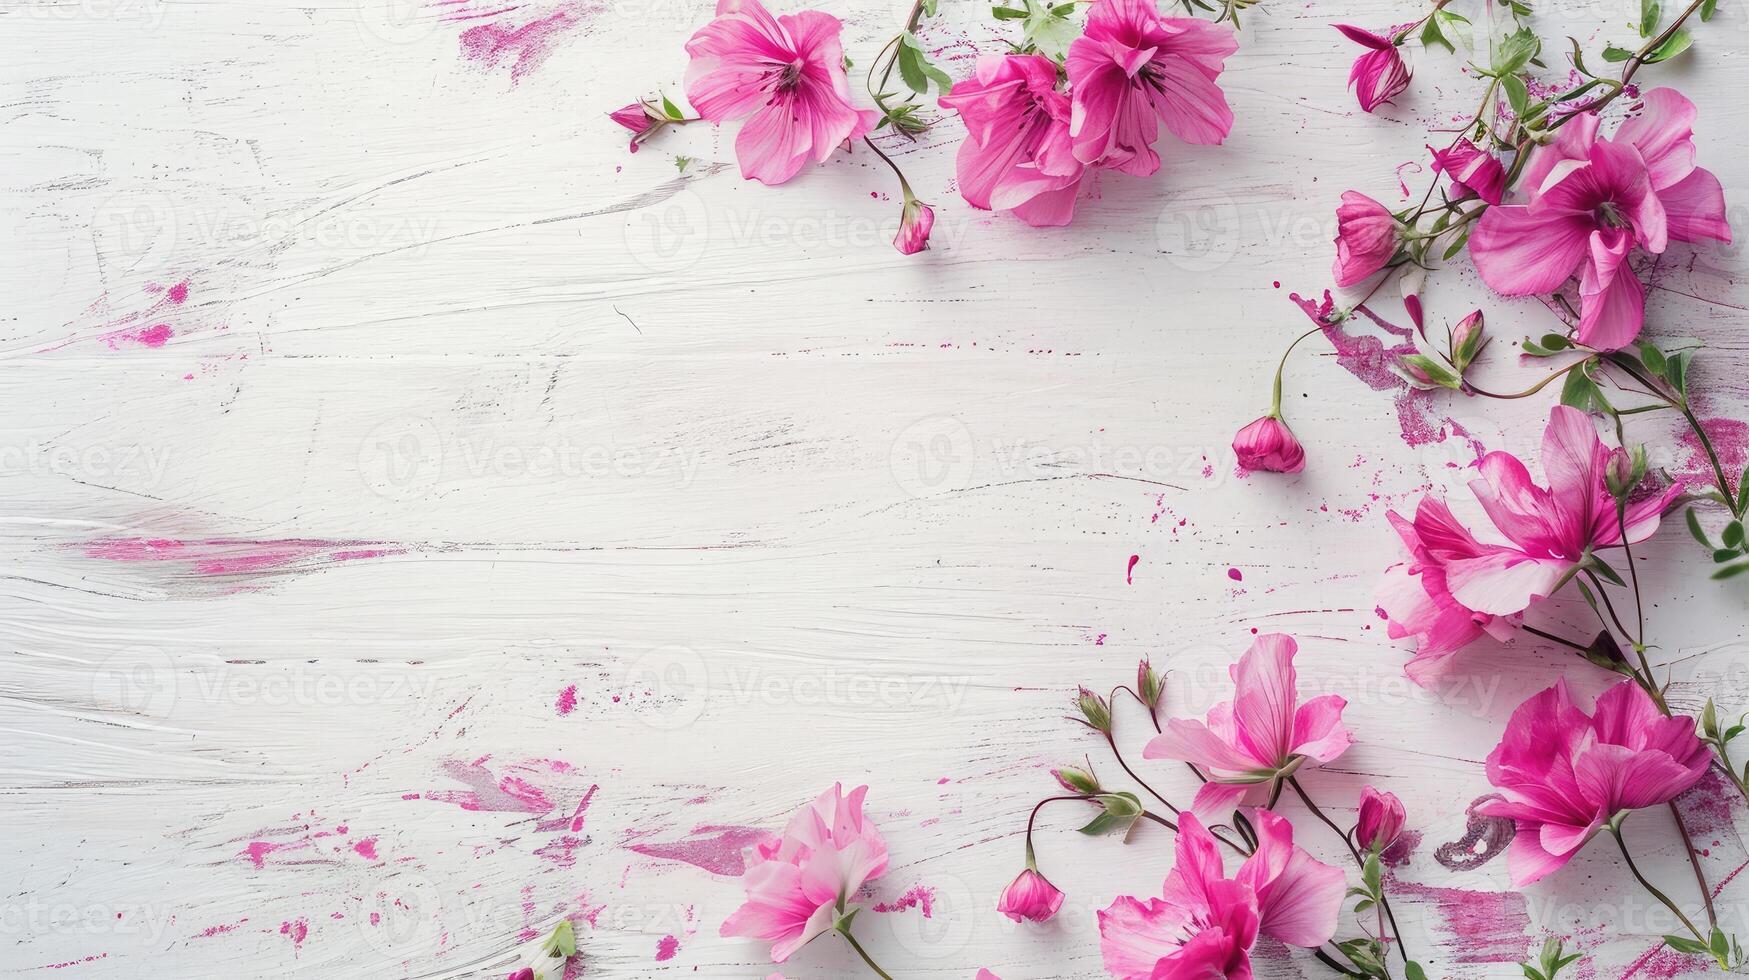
[1098,811,1345,978]
[1431,138,1506,206]
[1334,25,1409,113]
[1333,190,1400,286]
[1355,786,1406,854]
[507,970,536,980]
[1233,415,1306,474]
[1378,406,1682,680]
[1470,88,1730,350]
[997,868,1066,923]
[720,783,889,962]
[610,102,653,133]
[1144,634,1351,820]
[894,197,934,255]
[1065,0,1238,176]
[938,54,1084,226]
[1479,679,1710,886]
[684,0,876,185]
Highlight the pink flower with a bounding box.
[1479,679,1710,886]
[1355,786,1406,853]
[997,868,1065,923]
[720,783,889,962]
[1233,415,1306,474]
[507,970,535,980]
[1098,811,1344,978]
[684,0,877,185]
[1431,138,1506,205]
[938,54,1085,226]
[1378,406,1681,680]
[1376,497,1519,685]
[1334,25,1409,113]
[1333,190,1399,286]
[1144,634,1351,820]
[1470,89,1730,350]
[1066,0,1238,176]
[610,102,653,133]
[894,197,934,255]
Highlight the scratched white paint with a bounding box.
[3,0,1749,976]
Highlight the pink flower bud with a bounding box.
[996,868,1066,923]
[1332,191,1400,287]
[508,970,537,980]
[1431,139,1506,206]
[1136,657,1163,712]
[894,197,935,255]
[1449,309,1487,370]
[1074,686,1112,733]
[1053,765,1100,795]
[1335,25,1410,113]
[1232,415,1306,474]
[1355,786,1406,853]
[609,102,652,133]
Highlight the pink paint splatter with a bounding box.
[35,953,108,970]
[279,918,309,950]
[1674,416,1749,493]
[420,759,597,833]
[352,837,379,860]
[1289,291,1453,449]
[241,841,279,868]
[458,4,588,82]
[99,323,173,349]
[192,920,246,939]
[655,934,680,961]
[1227,567,1242,581]
[872,885,936,917]
[626,825,775,877]
[1125,554,1139,584]
[556,685,578,716]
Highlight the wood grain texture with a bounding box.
[4,0,1749,976]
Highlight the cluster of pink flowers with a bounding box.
[612,0,1238,253]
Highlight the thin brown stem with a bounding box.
[1288,776,1410,963]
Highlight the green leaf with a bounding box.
[1406,963,1429,980]
[1645,28,1693,63]
[1712,562,1749,581]
[1589,556,1627,587]
[660,94,685,120]
[1602,44,1635,62]
[1637,340,1667,376]
[1725,521,1745,548]
[1020,0,1082,60]
[1640,0,1661,35]
[1701,0,1719,18]
[1665,349,1691,394]
[895,41,929,94]
[1713,548,1739,564]
[1663,934,1711,954]
[1492,27,1541,75]
[1421,14,1453,53]
[991,5,1028,17]
[543,920,577,958]
[1561,367,1606,413]
[1502,73,1530,115]
[1688,508,1712,547]
[1541,333,1573,352]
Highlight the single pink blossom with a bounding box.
[1333,190,1399,286]
[1065,0,1238,176]
[1470,88,1730,350]
[1334,25,1409,113]
[721,783,889,962]
[1144,634,1351,820]
[938,54,1085,226]
[685,0,877,185]
[1479,679,1710,886]
[997,868,1066,923]
[1378,406,1682,680]
[894,197,934,255]
[1098,810,1345,978]
[610,102,653,133]
[1355,786,1406,853]
[507,970,536,980]
[1431,138,1506,205]
[1233,415,1306,474]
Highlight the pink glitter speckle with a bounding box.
[458,5,586,83]
[279,918,309,949]
[872,885,936,917]
[655,934,679,961]
[556,685,578,715]
[352,838,379,860]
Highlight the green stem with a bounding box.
[1667,801,1718,929]
[839,926,896,980]
[1465,359,1585,400]
[1272,325,1324,416]
[1288,776,1411,963]
[1611,825,1706,944]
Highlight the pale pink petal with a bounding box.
[1289,694,1351,764]
[1505,823,1576,887]
[1008,181,1081,226]
[1188,780,1254,823]
[769,901,836,963]
[1658,167,1731,244]
[1229,633,1299,765]
[1145,717,1256,774]
[1538,403,1608,546]
[1097,895,1189,980]
[1445,550,1569,616]
[1147,53,1234,145]
[1615,88,1698,190]
[1469,451,1561,555]
[1239,813,1344,948]
[1522,111,1598,200]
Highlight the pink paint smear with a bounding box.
[41,278,194,354]
[421,758,598,834]
[80,537,403,577]
[457,3,591,82]
[625,825,775,877]
[655,934,679,961]
[872,885,936,917]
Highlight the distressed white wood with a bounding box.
[3,0,1749,976]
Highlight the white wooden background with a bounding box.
[4,0,1749,975]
